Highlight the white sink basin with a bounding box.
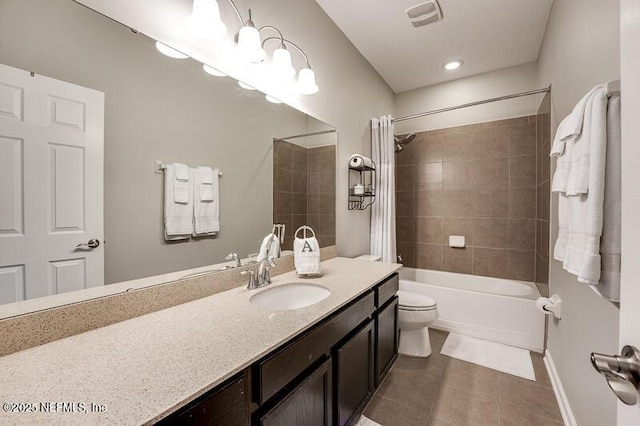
[250,283,331,311]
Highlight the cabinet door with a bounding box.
[334,320,375,426]
[375,296,398,386]
[259,358,332,426]
[158,372,248,426]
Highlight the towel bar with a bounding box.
[154,160,222,176]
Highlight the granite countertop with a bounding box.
[0,257,400,425]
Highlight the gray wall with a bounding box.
[0,0,312,283]
[537,0,621,424]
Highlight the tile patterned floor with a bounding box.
[363,330,563,426]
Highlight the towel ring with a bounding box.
[294,225,316,239]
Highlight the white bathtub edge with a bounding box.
[544,349,577,426]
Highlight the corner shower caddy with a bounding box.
[348,160,376,210]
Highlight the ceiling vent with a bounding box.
[406,0,443,27]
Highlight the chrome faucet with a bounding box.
[225,252,241,267]
[244,233,278,290]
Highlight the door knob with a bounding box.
[76,239,100,249]
[591,345,640,405]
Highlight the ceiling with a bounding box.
[315,0,553,93]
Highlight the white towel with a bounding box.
[164,165,193,241]
[551,85,605,195]
[193,166,219,236]
[256,233,280,262]
[197,166,215,201]
[294,227,321,276]
[173,163,190,203]
[594,95,621,301]
[552,87,609,284]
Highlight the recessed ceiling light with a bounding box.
[443,59,463,71]
[155,41,188,59]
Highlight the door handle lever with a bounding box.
[76,239,100,249]
[591,345,640,405]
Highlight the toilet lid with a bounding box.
[397,290,437,309]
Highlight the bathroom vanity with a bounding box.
[0,258,399,426]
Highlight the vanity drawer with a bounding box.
[375,273,399,308]
[255,291,375,404]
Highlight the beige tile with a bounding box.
[415,133,443,164]
[498,372,563,424]
[291,215,306,234]
[442,190,474,217]
[276,192,292,215]
[509,188,536,218]
[509,218,536,250]
[441,218,474,246]
[292,193,307,215]
[276,141,292,167]
[416,244,443,271]
[508,250,535,281]
[396,140,416,166]
[397,165,415,191]
[291,146,307,172]
[397,241,415,267]
[417,163,443,191]
[376,368,440,414]
[473,248,509,278]
[393,348,448,382]
[364,395,427,426]
[427,416,456,426]
[397,217,416,243]
[475,157,509,189]
[307,150,320,173]
[396,191,415,217]
[510,155,536,188]
[443,161,474,190]
[539,181,550,221]
[475,189,509,218]
[473,128,509,159]
[417,190,443,217]
[308,172,322,193]
[510,122,537,157]
[474,218,509,248]
[292,170,307,194]
[443,133,474,162]
[317,193,335,215]
[416,217,442,244]
[443,247,473,274]
[440,359,499,395]
[277,168,293,192]
[536,254,549,286]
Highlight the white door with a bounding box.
[618,0,640,424]
[0,63,104,304]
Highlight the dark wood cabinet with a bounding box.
[258,358,332,426]
[333,320,375,426]
[375,296,398,386]
[157,372,248,426]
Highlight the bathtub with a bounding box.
[399,268,545,352]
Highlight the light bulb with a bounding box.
[297,67,319,95]
[443,59,463,71]
[203,64,226,77]
[187,0,226,39]
[155,41,189,59]
[271,46,295,78]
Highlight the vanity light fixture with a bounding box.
[155,41,189,59]
[237,10,265,63]
[443,59,463,71]
[262,36,319,95]
[203,64,226,76]
[187,0,227,39]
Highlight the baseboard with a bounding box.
[544,349,577,426]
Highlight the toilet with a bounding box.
[397,290,438,357]
[353,254,439,357]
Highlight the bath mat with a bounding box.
[440,333,535,380]
[355,415,383,426]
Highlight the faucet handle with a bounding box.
[241,269,258,290]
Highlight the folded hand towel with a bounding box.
[164,165,193,240]
[197,166,215,201]
[193,166,219,236]
[173,163,190,203]
[294,226,321,276]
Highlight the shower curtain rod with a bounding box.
[391,85,552,123]
[273,129,336,142]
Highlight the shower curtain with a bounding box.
[370,115,397,263]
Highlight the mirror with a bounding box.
[0,0,337,312]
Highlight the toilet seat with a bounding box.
[397,290,437,311]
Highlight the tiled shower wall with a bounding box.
[535,94,551,295]
[273,141,336,251]
[395,116,538,281]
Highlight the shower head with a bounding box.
[394,133,416,152]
